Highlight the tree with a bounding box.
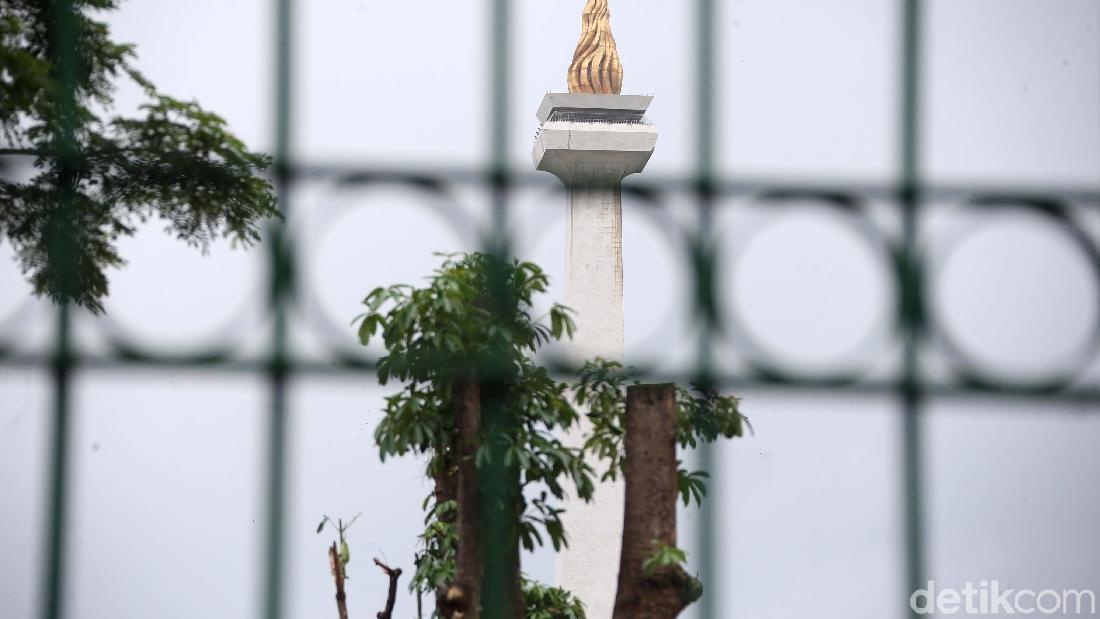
[356,252,749,619]
[357,252,593,618]
[0,0,278,312]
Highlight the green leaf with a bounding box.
[357,315,377,345]
[642,540,689,576]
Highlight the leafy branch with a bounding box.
[522,578,587,619]
[0,0,278,311]
[575,359,750,508]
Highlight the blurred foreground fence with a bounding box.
[2,1,1099,618]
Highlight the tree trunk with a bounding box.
[612,384,702,619]
[328,542,349,619]
[473,375,524,619]
[434,447,458,518]
[440,380,483,619]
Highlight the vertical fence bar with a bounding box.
[41,1,78,618]
[696,0,716,180]
[480,0,515,617]
[262,0,295,617]
[694,1,719,618]
[489,0,510,182]
[487,0,511,250]
[898,0,926,616]
[42,304,72,619]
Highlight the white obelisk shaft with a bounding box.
[533,93,657,619]
[557,175,626,619]
[565,176,625,362]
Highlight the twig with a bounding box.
[329,543,349,619]
[373,558,403,619]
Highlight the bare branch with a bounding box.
[373,558,403,619]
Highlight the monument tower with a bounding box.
[532,1,658,615]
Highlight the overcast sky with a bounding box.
[2,1,1100,618]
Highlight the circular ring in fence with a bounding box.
[507,182,576,359]
[929,196,1100,392]
[299,174,477,361]
[96,223,263,362]
[621,185,695,372]
[511,179,692,373]
[0,243,40,355]
[720,190,895,385]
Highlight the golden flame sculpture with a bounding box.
[567,0,623,95]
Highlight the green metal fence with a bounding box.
[3,1,1099,618]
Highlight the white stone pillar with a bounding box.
[565,169,624,362]
[533,93,657,619]
[558,169,626,619]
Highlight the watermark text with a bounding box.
[911,581,1096,615]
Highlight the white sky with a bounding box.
[2,1,1100,618]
